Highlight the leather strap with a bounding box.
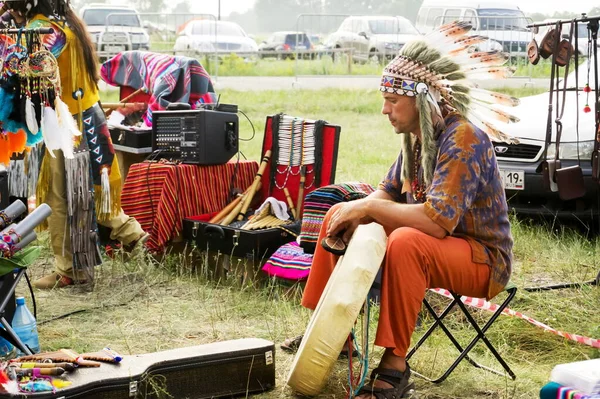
[541,21,562,164]
[553,21,575,166]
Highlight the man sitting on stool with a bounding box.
[288,28,517,399]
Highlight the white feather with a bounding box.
[100,167,111,215]
[43,106,74,159]
[25,98,39,134]
[55,97,81,137]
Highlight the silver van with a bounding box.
[415,0,532,56]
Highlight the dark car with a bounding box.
[492,63,599,220]
[258,31,314,59]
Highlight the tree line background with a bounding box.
[71,0,600,36]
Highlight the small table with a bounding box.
[121,160,259,253]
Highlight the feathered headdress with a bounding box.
[380,21,520,186]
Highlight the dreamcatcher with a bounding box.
[0,27,78,166]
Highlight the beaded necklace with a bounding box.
[411,141,427,203]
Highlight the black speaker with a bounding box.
[152,109,239,165]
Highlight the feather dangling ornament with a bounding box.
[55,97,82,137]
[42,106,63,158]
[468,87,521,107]
[468,111,519,144]
[25,97,39,134]
[100,167,112,216]
[471,102,520,124]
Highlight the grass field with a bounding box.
[17,88,600,399]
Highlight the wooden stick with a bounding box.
[209,187,250,224]
[220,181,262,226]
[237,150,272,221]
[120,88,146,104]
[102,102,147,110]
[283,188,297,220]
[295,165,307,220]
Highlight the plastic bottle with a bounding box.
[11,297,40,355]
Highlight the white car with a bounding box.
[80,4,150,59]
[325,16,420,63]
[174,20,258,58]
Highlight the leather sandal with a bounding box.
[356,366,415,399]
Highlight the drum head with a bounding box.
[286,223,387,396]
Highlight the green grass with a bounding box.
[17,87,599,399]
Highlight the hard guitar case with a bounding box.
[0,338,275,399]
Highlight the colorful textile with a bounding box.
[100,51,217,126]
[379,113,513,300]
[262,241,313,281]
[121,161,258,253]
[299,182,375,254]
[541,382,600,399]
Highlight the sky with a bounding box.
[185,0,599,17]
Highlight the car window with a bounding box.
[192,22,245,37]
[416,8,428,28]
[443,9,462,25]
[464,10,477,26]
[368,19,418,35]
[82,9,140,27]
[426,8,444,28]
[578,24,588,38]
[477,9,529,31]
[285,34,309,46]
[340,19,352,32]
[351,19,362,33]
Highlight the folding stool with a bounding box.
[406,283,517,383]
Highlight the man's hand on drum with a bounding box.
[327,200,373,244]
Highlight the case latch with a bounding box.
[129,381,138,397]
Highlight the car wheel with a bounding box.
[332,45,342,62]
[369,50,380,64]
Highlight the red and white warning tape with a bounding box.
[430,288,600,349]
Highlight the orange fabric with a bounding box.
[302,204,491,357]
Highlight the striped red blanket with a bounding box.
[121,161,258,252]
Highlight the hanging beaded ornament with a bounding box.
[275,115,317,190]
[411,141,427,203]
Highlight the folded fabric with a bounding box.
[540,382,600,399]
[262,241,313,281]
[254,197,289,221]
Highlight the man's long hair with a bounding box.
[8,0,99,85]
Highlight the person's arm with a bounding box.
[327,199,447,240]
[364,200,447,238]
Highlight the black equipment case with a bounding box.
[0,338,275,399]
[181,114,341,262]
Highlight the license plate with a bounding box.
[500,170,524,190]
[106,45,125,52]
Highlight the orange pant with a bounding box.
[301,203,491,357]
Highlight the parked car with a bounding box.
[492,62,599,218]
[80,3,150,59]
[416,1,532,56]
[258,31,314,59]
[173,20,258,58]
[324,16,420,63]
